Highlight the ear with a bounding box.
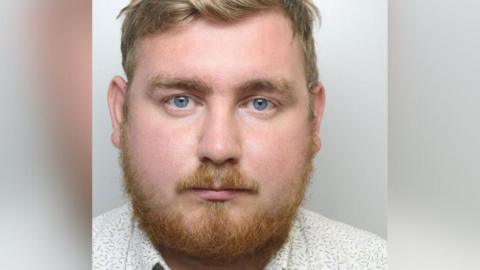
[311,82,326,152]
[107,76,128,148]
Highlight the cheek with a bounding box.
[243,119,311,197]
[124,109,198,199]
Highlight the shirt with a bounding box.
[93,204,387,270]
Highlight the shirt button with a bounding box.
[152,263,165,270]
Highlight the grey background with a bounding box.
[93,0,387,238]
[389,0,480,268]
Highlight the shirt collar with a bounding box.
[126,210,170,270]
[264,215,301,270]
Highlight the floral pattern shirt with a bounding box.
[93,204,386,270]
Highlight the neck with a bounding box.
[158,247,271,270]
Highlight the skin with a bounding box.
[108,9,325,270]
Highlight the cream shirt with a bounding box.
[93,204,386,270]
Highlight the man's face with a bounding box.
[109,9,324,263]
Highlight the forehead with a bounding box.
[133,9,307,93]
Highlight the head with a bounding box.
[108,0,325,266]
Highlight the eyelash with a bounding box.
[161,94,279,112]
[162,95,198,108]
[241,97,277,111]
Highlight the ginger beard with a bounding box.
[120,126,316,266]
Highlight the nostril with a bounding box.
[199,156,237,167]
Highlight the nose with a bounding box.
[197,106,242,166]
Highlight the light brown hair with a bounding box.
[118,0,320,91]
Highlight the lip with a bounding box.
[189,188,248,201]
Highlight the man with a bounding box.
[93,0,386,269]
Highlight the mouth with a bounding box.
[188,187,253,201]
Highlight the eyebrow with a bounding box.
[235,78,297,101]
[147,75,212,96]
[147,75,297,101]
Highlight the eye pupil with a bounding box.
[173,96,189,108]
[253,98,268,111]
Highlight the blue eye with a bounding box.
[171,96,190,108]
[251,98,270,111]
